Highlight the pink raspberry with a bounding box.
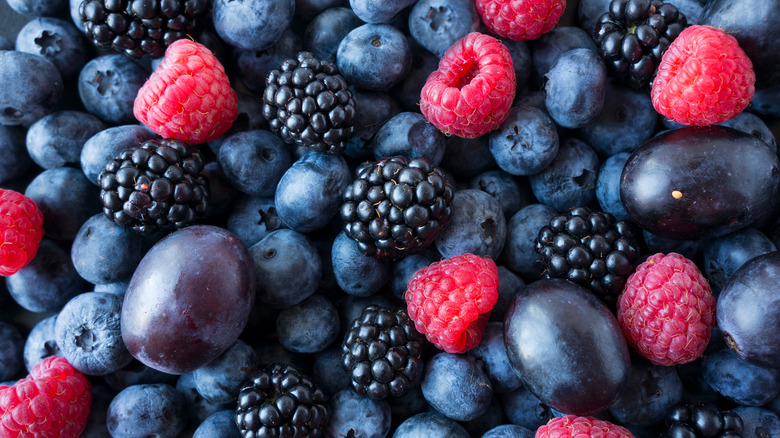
[0,356,92,437]
[133,39,238,145]
[617,252,716,366]
[536,415,634,438]
[0,189,44,276]
[419,32,516,139]
[651,25,755,126]
[405,253,499,353]
[475,0,566,41]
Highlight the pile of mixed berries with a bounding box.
[0,0,780,436]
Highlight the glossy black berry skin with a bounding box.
[593,0,687,89]
[533,206,639,305]
[98,138,209,235]
[235,362,329,438]
[79,0,209,58]
[341,305,425,400]
[263,51,356,155]
[661,402,744,438]
[340,156,454,260]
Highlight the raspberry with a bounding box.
[404,253,499,353]
[535,415,634,438]
[0,189,44,276]
[651,25,755,126]
[0,356,92,437]
[475,0,566,41]
[133,39,238,145]
[617,252,716,366]
[419,32,516,139]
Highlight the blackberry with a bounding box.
[341,305,426,400]
[533,206,640,305]
[262,51,356,155]
[339,156,454,260]
[98,138,208,235]
[661,403,744,438]
[235,362,329,438]
[593,0,687,89]
[79,0,209,59]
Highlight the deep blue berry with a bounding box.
[193,410,241,438]
[303,7,362,63]
[0,50,63,126]
[78,55,149,125]
[435,189,507,260]
[332,231,391,297]
[501,386,553,431]
[528,137,600,212]
[421,352,493,422]
[703,227,777,292]
[211,0,294,51]
[489,106,559,176]
[349,0,416,23]
[344,88,402,160]
[372,111,446,165]
[492,266,525,322]
[225,196,282,248]
[192,340,258,404]
[393,411,470,438]
[387,247,438,300]
[642,229,704,262]
[483,424,535,438]
[702,346,780,406]
[532,26,599,86]
[439,135,497,179]
[469,169,526,222]
[467,322,522,394]
[71,213,147,285]
[608,357,684,427]
[501,203,558,279]
[176,372,232,425]
[276,294,340,354]
[7,0,65,16]
[407,0,480,57]
[720,111,777,152]
[544,48,607,129]
[0,125,31,185]
[107,383,187,438]
[218,130,293,198]
[595,151,631,221]
[295,0,344,22]
[391,39,439,111]
[26,110,106,170]
[93,281,129,296]
[0,322,23,381]
[504,39,533,91]
[324,388,392,438]
[337,23,412,91]
[79,124,157,185]
[337,294,399,337]
[231,28,302,95]
[15,17,88,80]
[22,315,60,372]
[250,228,322,309]
[103,360,177,392]
[731,406,780,438]
[312,345,352,396]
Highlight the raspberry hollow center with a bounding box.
[450,59,480,89]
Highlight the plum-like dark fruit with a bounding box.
[620,126,780,240]
[121,225,257,374]
[503,278,630,416]
[717,251,780,369]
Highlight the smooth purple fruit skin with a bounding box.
[620,126,780,240]
[121,225,257,375]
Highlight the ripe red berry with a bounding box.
[419,32,516,139]
[617,252,716,366]
[133,39,238,145]
[405,253,499,353]
[0,188,44,276]
[651,25,755,126]
[475,0,566,41]
[536,415,634,438]
[0,356,92,437]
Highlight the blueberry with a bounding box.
[731,406,780,438]
[231,27,302,94]
[218,130,293,198]
[209,91,270,152]
[193,410,241,438]
[703,227,777,291]
[467,322,523,393]
[0,322,23,381]
[80,124,157,185]
[275,150,351,233]
[304,7,362,63]
[439,135,497,180]
[407,0,480,58]
[6,0,65,20]
[719,111,777,152]
[579,81,658,156]
[55,291,133,376]
[492,266,525,322]
[349,0,417,23]
[750,85,780,119]
[22,314,61,372]
[0,35,11,50]
[71,213,147,285]
[294,0,344,22]
[393,411,470,438]
[372,112,446,165]
[312,345,352,396]
[595,151,631,221]
[0,125,31,185]
[26,110,106,170]
[421,352,493,422]
[544,48,607,129]
[513,90,548,113]
[483,424,535,438]
[337,23,412,91]
[577,0,612,37]
[193,340,257,404]
[528,137,600,212]
[608,357,684,427]
[391,39,439,111]
[701,346,780,406]
[489,106,559,176]
[176,372,232,425]
[78,55,149,125]
[0,50,62,126]
[81,384,116,438]
[6,239,85,313]
[504,39,533,91]
[324,388,392,438]
[276,294,340,354]
[93,280,130,296]
[386,385,428,421]
[470,170,528,219]
[387,247,438,300]
[642,230,704,262]
[331,231,391,297]
[15,17,88,80]
[434,189,507,260]
[107,383,187,438]
[103,360,177,392]
[672,0,704,25]
[250,228,322,308]
[501,385,552,430]
[337,293,399,336]
[462,395,506,437]
[501,203,558,279]
[202,160,241,218]
[212,0,294,51]
[24,166,101,240]
[532,26,598,86]
[225,196,283,248]
[344,87,402,160]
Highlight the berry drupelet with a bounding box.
[79,0,209,59]
[341,305,426,400]
[263,51,356,155]
[593,0,687,89]
[340,156,454,260]
[534,206,640,305]
[98,138,209,235]
[661,403,744,438]
[235,362,329,438]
